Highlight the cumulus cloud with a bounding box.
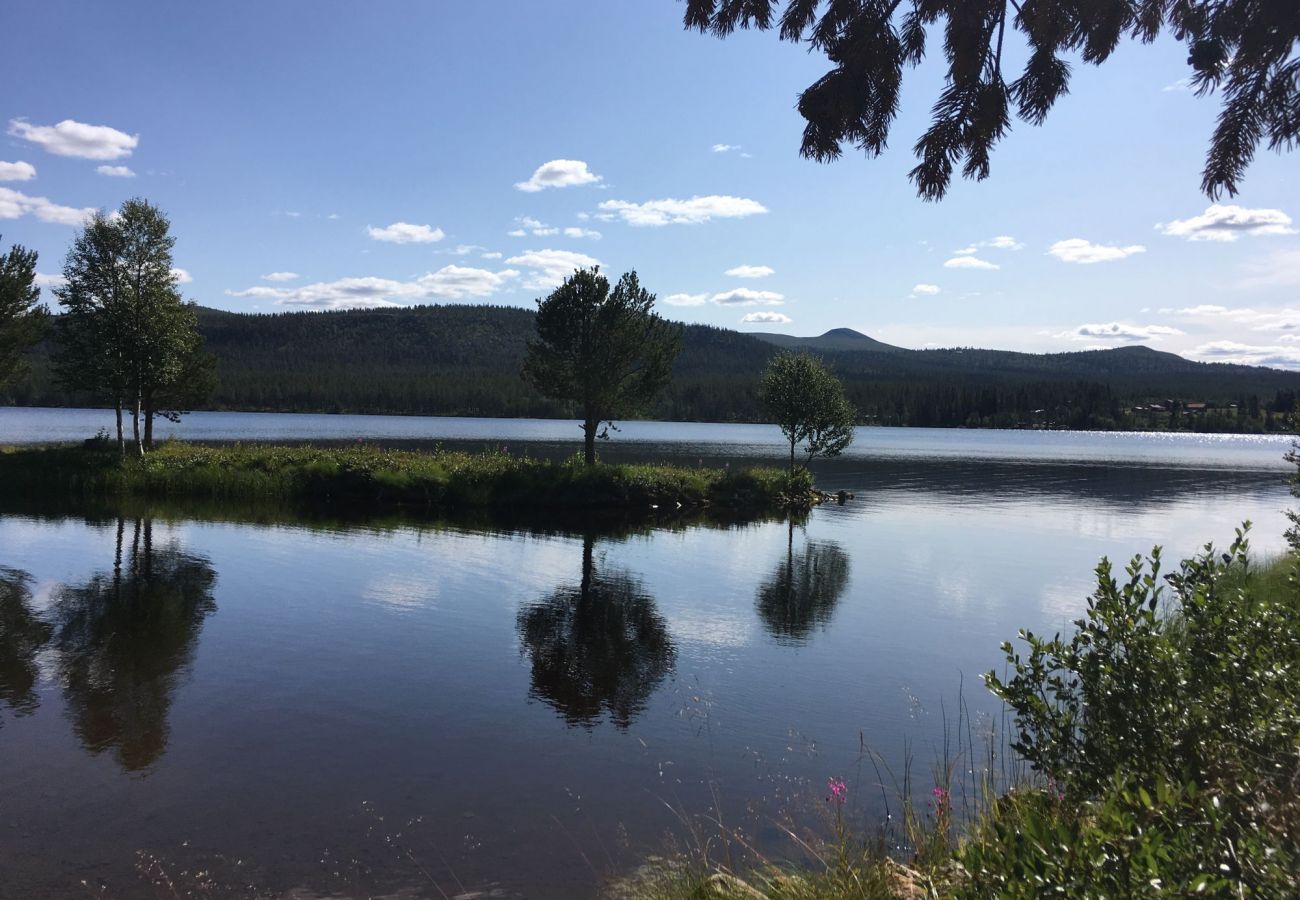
[510,215,560,237]
[597,195,767,226]
[1185,341,1300,369]
[663,293,709,306]
[943,256,999,270]
[34,272,66,288]
[911,283,941,296]
[0,186,94,226]
[711,288,784,306]
[1059,322,1183,343]
[711,144,740,153]
[0,161,36,181]
[515,159,602,192]
[96,165,135,178]
[724,264,774,279]
[171,268,192,284]
[505,248,601,291]
[262,271,299,282]
[226,265,519,310]
[563,226,602,239]
[1048,238,1146,264]
[741,311,791,324]
[1158,204,1296,242]
[366,222,445,244]
[8,118,138,159]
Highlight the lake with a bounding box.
[0,409,1294,897]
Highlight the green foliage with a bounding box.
[975,530,1300,895]
[761,352,855,472]
[0,237,48,389]
[524,268,682,463]
[683,0,1299,200]
[0,443,814,514]
[52,199,211,453]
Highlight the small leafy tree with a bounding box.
[523,267,682,465]
[54,199,209,455]
[760,351,856,474]
[0,237,48,390]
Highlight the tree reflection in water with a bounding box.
[518,534,676,729]
[50,518,217,771]
[756,521,850,645]
[0,567,51,723]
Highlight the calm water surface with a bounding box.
[0,409,1293,897]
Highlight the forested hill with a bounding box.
[6,304,1300,432]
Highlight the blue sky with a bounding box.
[2,1,1298,365]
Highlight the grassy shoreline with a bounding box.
[0,442,818,513]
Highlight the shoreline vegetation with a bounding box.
[610,541,1300,899]
[0,442,821,513]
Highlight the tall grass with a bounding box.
[0,442,816,513]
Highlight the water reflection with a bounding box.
[755,523,850,644]
[0,567,50,723]
[517,534,676,729]
[49,518,217,771]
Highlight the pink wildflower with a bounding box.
[827,777,847,806]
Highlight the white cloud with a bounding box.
[226,265,519,310]
[911,283,941,296]
[741,311,791,324]
[505,248,601,291]
[712,144,741,153]
[1058,322,1183,343]
[170,267,192,284]
[34,272,66,288]
[662,293,709,306]
[1185,341,1300,369]
[1162,77,1193,93]
[514,159,602,193]
[96,164,135,178]
[444,243,487,256]
[711,288,784,306]
[8,118,138,159]
[481,251,503,260]
[597,195,767,226]
[507,229,527,237]
[0,161,36,181]
[563,226,602,239]
[943,256,999,270]
[724,264,774,279]
[1157,204,1296,242]
[985,235,1024,250]
[1048,238,1146,264]
[0,186,94,226]
[366,222,445,244]
[262,271,299,282]
[955,236,1023,255]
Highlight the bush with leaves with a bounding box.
[964,526,1300,895]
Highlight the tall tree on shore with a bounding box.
[761,351,856,474]
[682,0,1299,200]
[54,200,209,455]
[0,237,48,391]
[523,267,682,465]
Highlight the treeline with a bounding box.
[6,303,1300,433]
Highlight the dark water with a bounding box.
[0,412,1294,898]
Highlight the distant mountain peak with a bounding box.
[821,328,871,340]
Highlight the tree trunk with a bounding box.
[789,436,796,476]
[114,400,125,458]
[132,392,143,456]
[583,415,597,466]
[143,389,154,451]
